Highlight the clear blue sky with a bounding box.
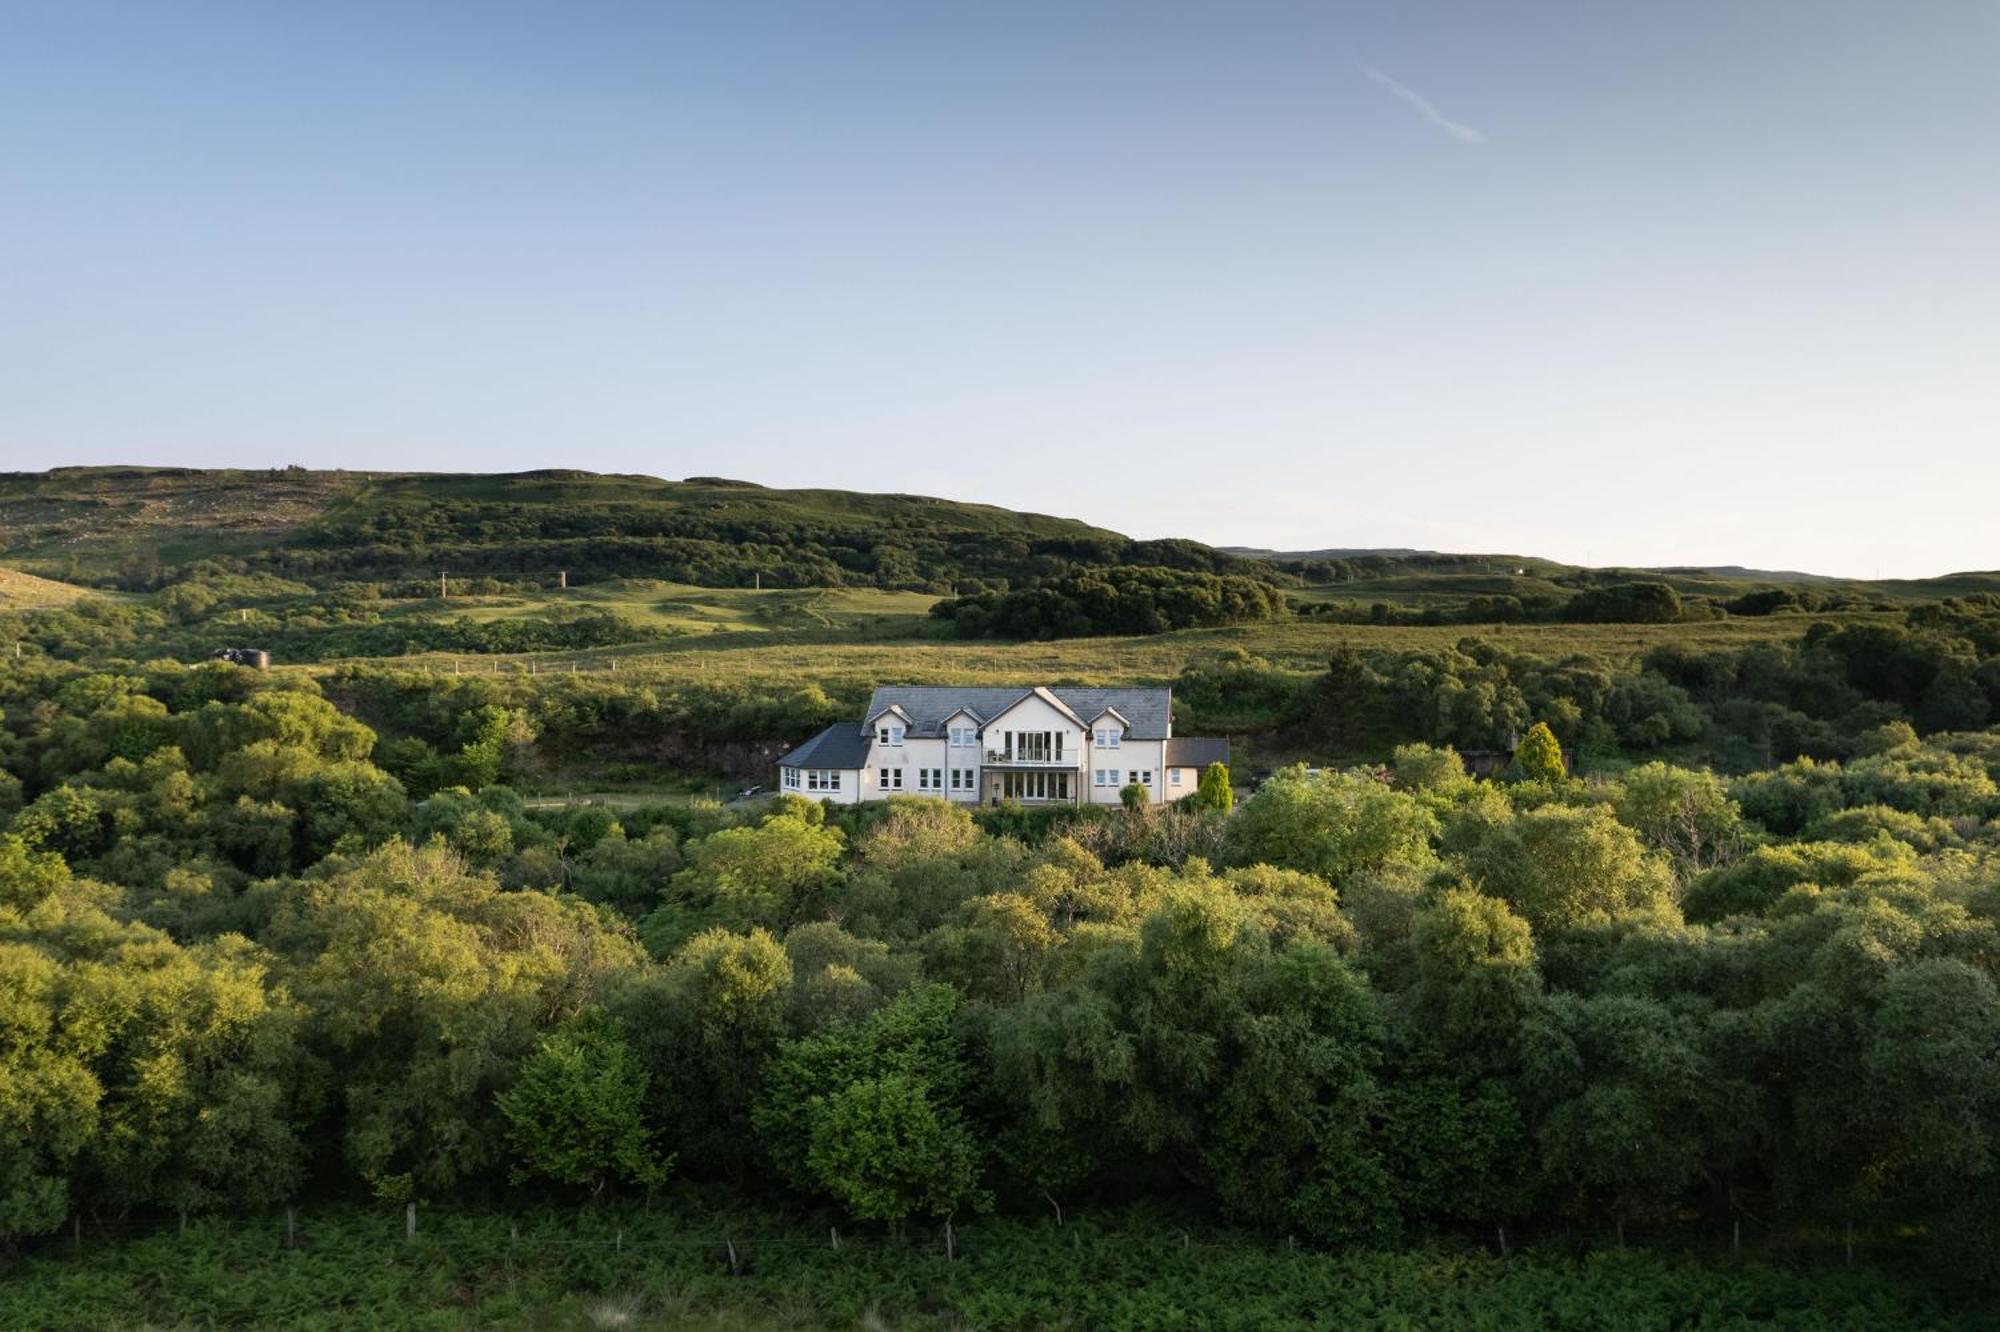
[3,1,1994,577]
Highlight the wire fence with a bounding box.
[33,1204,1893,1273]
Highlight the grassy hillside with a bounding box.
[0,566,103,610]
[0,465,362,576]
[444,578,940,636]
[5,467,1994,609]
[0,467,1174,592]
[305,614,1841,715]
[1246,543,2000,606]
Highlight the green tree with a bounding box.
[995,882,1396,1241]
[1612,762,1747,884]
[1390,744,1472,796]
[619,927,793,1177]
[806,1073,982,1225]
[1224,766,1438,887]
[1512,722,1567,783]
[0,835,68,909]
[1461,805,1676,935]
[497,1010,668,1195]
[266,841,643,1196]
[666,814,845,934]
[1408,887,1541,1060]
[1191,762,1234,812]
[451,705,537,790]
[1521,993,1711,1228]
[755,984,969,1195]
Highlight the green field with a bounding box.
[316,612,1858,693]
[444,579,942,637]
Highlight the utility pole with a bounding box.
[558,570,567,590]
[754,571,761,591]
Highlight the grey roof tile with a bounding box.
[1164,736,1231,768]
[861,685,1174,740]
[777,724,873,769]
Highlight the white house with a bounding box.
[776,685,1228,807]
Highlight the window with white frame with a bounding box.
[917,767,943,792]
[806,770,838,792]
[877,724,904,746]
[949,725,975,747]
[879,767,904,790]
[950,767,974,791]
[1136,770,1154,787]
[1094,768,1118,788]
[1094,727,1120,749]
[1169,768,1183,785]
[783,767,800,790]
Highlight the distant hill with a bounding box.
[1648,564,1838,585]
[0,466,1253,593]
[1233,545,2000,605]
[3,467,1994,606]
[1231,547,1836,583]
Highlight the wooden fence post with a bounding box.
[406,1202,416,1242]
[726,1236,739,1275]
[287,1207,296,1249]
[830,1226,840,1251]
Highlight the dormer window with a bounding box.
[949,725,975,747]
[1094,726,1121,749]
[878,725,904,746]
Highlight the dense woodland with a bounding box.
[287,595,2000,780]
[930,565,1291,638]
[2,654,1997,1301]
[2,468,1997,1324]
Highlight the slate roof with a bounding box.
[776,723,873,770]
[860,685,1174,740]
[1164,737,1231,768]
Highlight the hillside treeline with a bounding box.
[234,504,1261,594]
[0,595,1964,788]
[1296,578,1897,629]
[1,658,1996,1290]
[930,565,1290,639]
[0,593,656,663]
[1177,604,2000,769]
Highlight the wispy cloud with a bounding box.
[1363,66,1486,145]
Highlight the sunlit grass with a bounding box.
[306,613,1847,696]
